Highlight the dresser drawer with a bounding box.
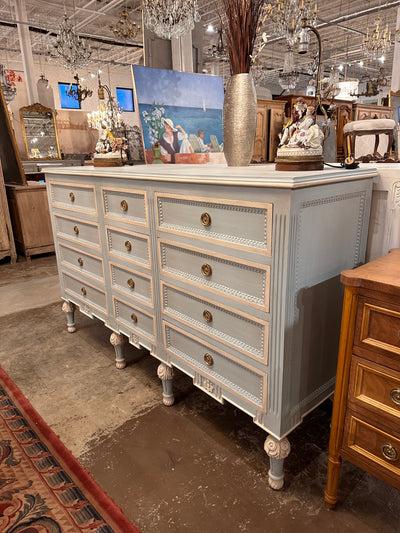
[161,283,268,363]
[343,415,400,479]
[349,356,400,422]
[155,193,272,254]
[58,243,104,283]
[54,214,100,250]
[110,262,153,307]
[62,271,107,315]
[102,187,148,227]
[48,182,97,215]
[105,226,151,268]
[164,323,266,410]
[159,241,270,311]
[354,296,400,360]
[113,297,155,344]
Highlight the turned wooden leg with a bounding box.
[325,454,342,509]
[157,363,174,406]
[110,332,126,369]
[264,435,291,490]
[373,134,380,158]
[62,301,76,333]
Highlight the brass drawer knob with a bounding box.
[131,313,137,323]
[77,257,83,267]
[81,287,87,296]
[382,443,398,462]
[390,388,400,406]
[73,225,79,235]
[200,212,211,227]
[121,200,128,212]
[125,240,132,252]
[201,263,212,277]
[69,192,75,202]
[127,278,135,289]
[204,353,214,366]
[203,309,213,323]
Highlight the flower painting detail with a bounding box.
[132,65,224,164]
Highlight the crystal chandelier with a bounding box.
[67,74,93,104]
[87,76,122,131]
[206,29,228,62]
[142,0,201,39]
[0,64,16,104]
[264,0,318,47]
[51,13,92,71]
[110,9,140,40]
[250,57,267,86]
[278,47,300,90]
[362,16,391,60]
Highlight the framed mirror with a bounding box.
[20,103,61,160]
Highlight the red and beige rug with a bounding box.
[0,365,140,533]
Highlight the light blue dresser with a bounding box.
[46,164,376,489]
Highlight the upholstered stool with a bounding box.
[343,118,395,159]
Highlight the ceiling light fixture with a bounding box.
[264,0,318,47]
[110,9,140,40]
[67,74,93,104]
[87,75,122,132]
[362,16,391,60]
[142,0,201,40]
[51,12,92,71]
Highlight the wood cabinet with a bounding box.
[325,249,400,508]
[274,94,353,161]
[252,99,286,162]
[0,162,16,263]
[6,182,54,260]
[352,103,394,121]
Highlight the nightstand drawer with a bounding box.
[349,356,400,422]
[159,241,270,311]
[54,214,100,250]
[110,262,153,307]
[102,187,148,227]
[155,193,272,255]
[113,297,155,344]
[161,282,268,363]
[343,415,400,479]
[49,182,97,214]
[58,243,104,283]
[62,271,107,314]
[355,297,400,359]
[105,226,151,268]
[164,323,266,410]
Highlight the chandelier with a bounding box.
[51,13,92,72]
[67,74,93,104]
[87,76,122,131]
[251,57,267,86]
[264,0,318,47]
[0,64,16,104]
[110,9,140,40]
[142,0,201,40]
[362,16,391,60]
[206,29,228,62]
[278,47,300,90]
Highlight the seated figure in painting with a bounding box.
[158,118,193,163]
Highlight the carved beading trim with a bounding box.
[103,189,146,223]
[106,227,151,266]
[264,436,291,460]
[62,301,76,314]
[110,332,125,346]
[393,181,400,208]
[157,364,174,381]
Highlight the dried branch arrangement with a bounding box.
[218,0,265,74]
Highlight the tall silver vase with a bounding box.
[223,73,257,167]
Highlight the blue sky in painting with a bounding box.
[132,65,224,109]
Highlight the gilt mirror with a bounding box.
[20,103,61,160]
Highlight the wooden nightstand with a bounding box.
[325,249,400,508]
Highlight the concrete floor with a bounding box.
[1,253,400,533]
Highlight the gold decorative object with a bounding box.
[87,74,122,132]
[203,310,213,323]
[73,226,79,235]
[381,443,398,462]
[125,240,132,251]
[78,257,83,267]
[19,102,61,161]
[110,9,140,40]
[201,263,212,277]
[67,74,93,104]
[200,212,211,227]
[131,313,138,323]
[127,278,135,289]
[362,16,391,60]
[390,388,400,405]
[120,200,128,211]
[69,192,75,202]
[264,0,318,47]
[81,287,87,296]
[203,353,214,366]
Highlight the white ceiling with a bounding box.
[0,0,399,92]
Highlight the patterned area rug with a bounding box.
[0,365,140,533]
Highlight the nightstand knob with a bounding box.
[390,388,400,406]
[203,309,213,323]
[69,192,75,202]
[73,225,79,235]
[382,443,398,462]
[125,240,132,252]
[204,353,214,366]
[77,257,83,267]
[131,313,137,323]
[127,278,135,289]
[201,263,212,277]
[81,287,87,296]
[200,212,211,227]
[121,200,128,212]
